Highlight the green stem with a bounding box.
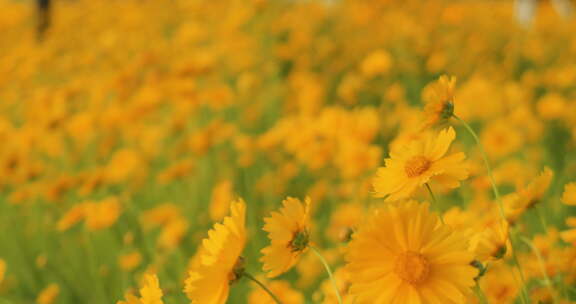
[535,205,548,233]
[425,183,444,224]
[244,272,283,304]
[475,282,488,304]
[453,114,530,304]
[520,237,557,304]
[311,246,343,304]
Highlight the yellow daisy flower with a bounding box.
[345,201,477,303]
[261,197,311,278]
[184,199,246,304]
[373,127,468,201]
[505,167,553,223]
[469,219,509,262]
[140,274,164,304]
[562,182,576,206]
[421,75,456,128]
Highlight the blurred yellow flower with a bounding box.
[470,219,509,262]
[360,49,392,78]
[140,274,163,304]
[118,251,142,271]
[210,180,235,221]
[505,167,553,223]
[562,182,576,206]
[36,283,59,304]
[84,196,122,231]
[0,259,5,286]
[261,197,311,278]
[373,127,468,201]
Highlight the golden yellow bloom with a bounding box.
[373,127,468,201]
[118,251,142,271]
[84,196,122,231]
[158,217,188,249]
[562,182,576,206]
[117,274,164,304]
[36,283,60,304]
[421,75,456,128]
[56,204,85,231]
[210,179,235,221]
[261,197,311,278]
[360,50,392,78]
[140,274,163,304]
[560,217,576,245]
[469,219,509,262]
[184,199,246,304]
[505,167,553,223]
[345,201,477,303]
[480,263,519,303]
[0,259,5,286]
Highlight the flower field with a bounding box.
[1,0,576,303]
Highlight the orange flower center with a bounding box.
[404,156,431,178]
[394,251,430,285]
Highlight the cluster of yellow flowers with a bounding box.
[1,0,576,303]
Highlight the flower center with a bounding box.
[440,101,454,119]
[394,251,430,285]
[289,229,309,252]
[228,256,245,285]
[404,156,431,178]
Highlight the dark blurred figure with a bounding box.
[36,0,51,41]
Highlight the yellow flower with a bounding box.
[480,263,519,303]
[373,127,468,201]
[469,219,509,262]
[560,217,576,245]
[345,201,477,303]
[36,283,60,304]
[505,167,553,223]
[117,274,164,304]
[360,50,392,78]
[261,197,311,278]
[118,251,142,271]
[140,274,163,304]
[0,259,5,286]
[184,199,247,304]
[84,196,122,231]
[421,75,456,128]
[56,204,86,232]
[210,180,235,221]
[562,182,576,206]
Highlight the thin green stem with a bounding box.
[425,183,437,205]
[520,237,557,304]
[244,272,283,304]
[311,246,343,304]
[535,205,548,233]
[425,183,444,224]
[475,282,488,304]
[453,114,530,304]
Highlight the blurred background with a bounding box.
[1,0,576,303]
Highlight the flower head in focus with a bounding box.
[184,199,247,304]
[261,197,312,278]
[422,75,456,129]
[345,201,477,303]
[373,127,468,201]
